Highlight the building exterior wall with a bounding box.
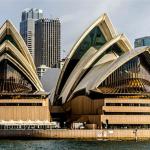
[101,115,150,124]
[61,96,104,127]
[35,19,61,68]
[0,98,50,121]
[63,96,104,115]
[101,98,150,128]
[103,106,150,113]
[60,96,150,129]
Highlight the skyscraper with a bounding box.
[35,18,61,68]
[20,8,43,60]
[134,36,150,48]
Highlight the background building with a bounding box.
[134,36,150,48]
[35,18,61,68]
[37,65,49,79]
[20,8,43,61]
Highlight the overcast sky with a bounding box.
[0,0,150,58]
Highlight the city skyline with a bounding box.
[0,0,150,58]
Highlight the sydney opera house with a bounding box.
[0,20,50,129]
[1,13,150,130]
[51,14,150,129]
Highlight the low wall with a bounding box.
[0,129,150,140]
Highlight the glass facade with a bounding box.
[73,27,106,60]
[144,38,150,46]
[0,59,35,93]
[99,54,150,94]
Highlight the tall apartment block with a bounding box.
[134,36,150,48]
[20,8,43,60]
[35,18,61,68]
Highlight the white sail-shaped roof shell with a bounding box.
[70,47,150,98]
[0,20,36,71]
[0,20,44,92]
[54,14,118,102]
[53,13,133,104]
[60,34,132,103]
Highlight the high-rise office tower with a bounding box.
[134,36,150,48]
[35,18,61,68]
[20,8,43,60]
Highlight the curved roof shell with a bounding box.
[89,46,150,90]
[54,14,133,104]
[0,20,36,71]
[53,13,132,104]
[71,47,150,96]
[60,34,132,103]
[0,20,44,93]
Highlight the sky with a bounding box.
[0,0,150,58]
